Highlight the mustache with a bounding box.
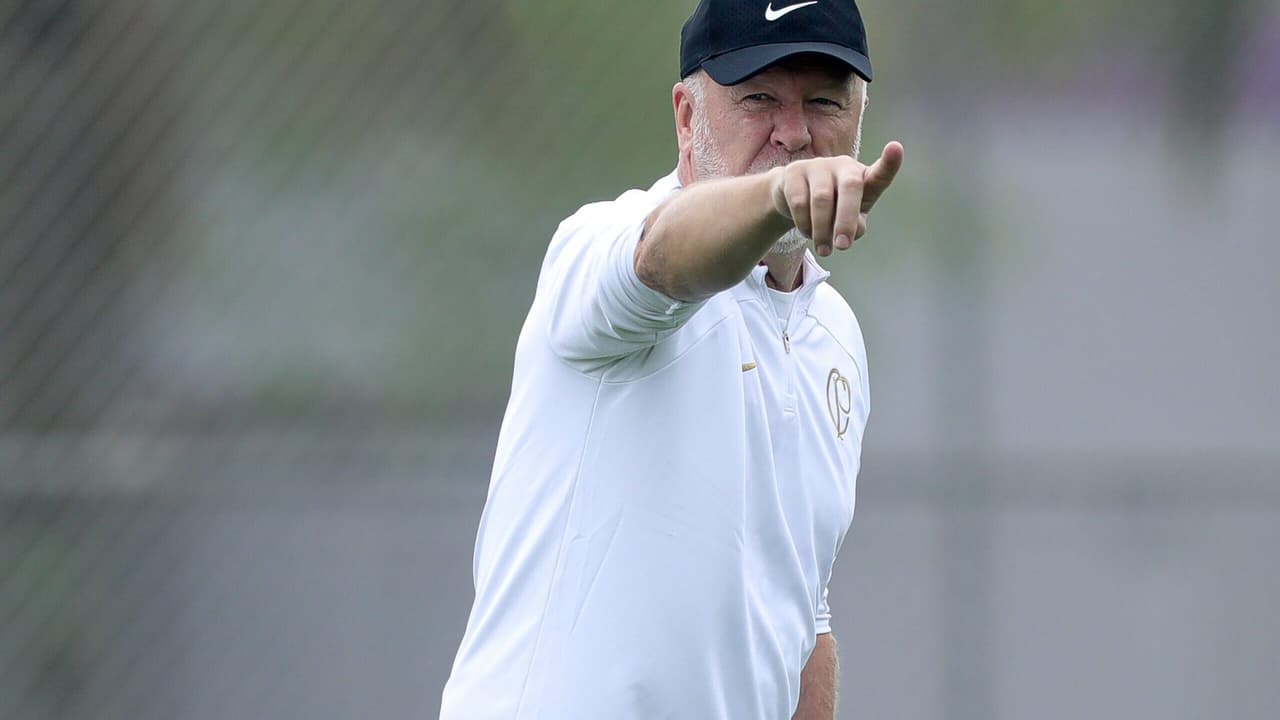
[748,151,818,174]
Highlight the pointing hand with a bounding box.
[769,141,905,256]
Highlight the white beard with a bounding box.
[691,110,730,182]
[770,227,809,255]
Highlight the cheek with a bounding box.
[713,116,774,169]
[812,117,860,155]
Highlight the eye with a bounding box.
[743,93,773,103]
[810,97,843,108]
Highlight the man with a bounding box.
[441,0,903,717]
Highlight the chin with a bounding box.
[769,228,809,256]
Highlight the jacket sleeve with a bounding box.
[540,191,705,366]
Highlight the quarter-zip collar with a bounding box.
[737,251,830,322]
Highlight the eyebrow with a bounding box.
[733,80,851,96]
[735,71,855,96]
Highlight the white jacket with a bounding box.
[441,172,870,720]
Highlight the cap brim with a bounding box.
[701,41,872,85]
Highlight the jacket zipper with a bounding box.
[755,284,795,354]
[752,280,800,414]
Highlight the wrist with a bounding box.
[766,166,792,220]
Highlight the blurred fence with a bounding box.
[2,1,1279,718]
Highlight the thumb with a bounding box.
[860,141,904,212]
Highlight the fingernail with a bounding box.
[835,234,850,249]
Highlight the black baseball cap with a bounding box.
[680,0,872,85]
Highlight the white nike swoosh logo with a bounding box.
[765,1,819,21]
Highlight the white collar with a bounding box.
[653,169,683,194]
[746,250,830,296]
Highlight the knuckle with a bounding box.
[811,188,834,206]
[838,173,863,191]
[831,155,857,170]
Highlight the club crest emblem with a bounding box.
[826,368,852,440]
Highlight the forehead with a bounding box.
[735,54,857,91]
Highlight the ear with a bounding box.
[673,82,696,158]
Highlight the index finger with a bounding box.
[860,141,905,212]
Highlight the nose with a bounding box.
[770,104,811,154]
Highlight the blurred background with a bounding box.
[1,0,1277,717]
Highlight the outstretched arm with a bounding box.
[635,143,904,302]
[793,632,840,720]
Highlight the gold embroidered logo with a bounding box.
[826,368,852,440]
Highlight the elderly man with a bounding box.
[441,1,903,718]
